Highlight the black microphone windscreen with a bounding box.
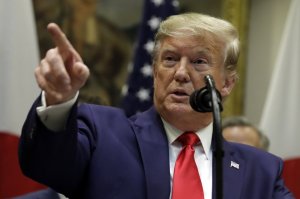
[189,87,212,112]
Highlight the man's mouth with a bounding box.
[173,91,189,96]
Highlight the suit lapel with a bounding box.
[133,108,246,199]
[133,107,171,199]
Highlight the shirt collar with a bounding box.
[162,118,213,159]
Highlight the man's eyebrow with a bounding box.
[194,47,213,55]
[161,49,176,54]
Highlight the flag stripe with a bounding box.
[0,1,46,197]
[260,0,300,160]
[0,0,40,136]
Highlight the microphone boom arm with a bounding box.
[205,75,224,199]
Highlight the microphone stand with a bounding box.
[204,75,224,199]
[189,75,224,199]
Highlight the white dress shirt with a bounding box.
[162,119,213,199]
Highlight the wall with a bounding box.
[245,0,291,124]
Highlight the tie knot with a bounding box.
[177,132,199,146]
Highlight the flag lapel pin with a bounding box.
[230,161,240,169]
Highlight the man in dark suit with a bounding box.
[19,13,294,198]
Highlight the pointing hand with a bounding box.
[35,23,90,106]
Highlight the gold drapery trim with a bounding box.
[221,0,250,117]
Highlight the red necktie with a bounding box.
[172,132,204,199]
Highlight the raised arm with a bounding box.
[19,24,91,196]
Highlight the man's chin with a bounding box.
[165,103,193,114]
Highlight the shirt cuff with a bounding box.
[36,91,79,132]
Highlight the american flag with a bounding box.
[121,0,179,117]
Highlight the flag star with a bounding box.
[127,62,134,73]
[152,0,164,6]
[136,88,151,101]
[144,40,155,54]
[141,64,153,77]
[148,16,161,31]
[121,85,128,96]
[172,0,179,8]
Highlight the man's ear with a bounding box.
[220,74,236,98]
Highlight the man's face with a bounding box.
[153,35,233,130]
[223,126,262,149]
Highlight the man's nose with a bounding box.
[174,59,190,82]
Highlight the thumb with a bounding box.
[69,61,90,89]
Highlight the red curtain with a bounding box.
[283,158,300,198]
[0,132,46,198]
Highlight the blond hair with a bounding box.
[153,13,240,77]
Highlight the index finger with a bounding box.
[47,23,73,58]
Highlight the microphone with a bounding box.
[189,75,223,112]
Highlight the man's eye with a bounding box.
[162,56,177,66]
[165,56,176,61]
[191,59,210,71]
[192,59,207,65]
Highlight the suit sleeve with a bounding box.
[18,97,93,198]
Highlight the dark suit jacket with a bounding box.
[19,99,294,199]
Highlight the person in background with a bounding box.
[222,116,269,150]
[19,13,294,198]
